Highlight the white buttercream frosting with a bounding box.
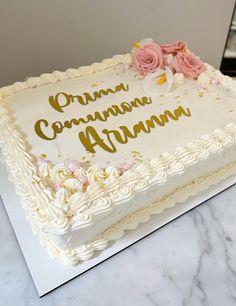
[198,72,211,87]
[38,161,52,178]
[1,51,236,265]
[174,73,184,85]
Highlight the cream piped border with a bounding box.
[0,54,132,99]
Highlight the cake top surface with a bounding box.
[2,39,236,166]
[0,38,236,235]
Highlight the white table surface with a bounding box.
[1,183,236,306]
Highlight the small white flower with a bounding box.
[131,37,154,53]
[165,66,174,92]
[63,178,82,191]
[174,73,184,85]
[198,72,210,87]
[142,67,174,95]
[166,54,174,65]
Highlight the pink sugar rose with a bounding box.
[171,52,206,79]
[160,40,187,55]
[132,43,164,76]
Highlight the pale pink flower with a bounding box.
[160,40,187,55]
[132,43,164,76]
[171,52,205,79]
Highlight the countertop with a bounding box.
[1,184,236,306]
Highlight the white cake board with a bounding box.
[0,162,236,297]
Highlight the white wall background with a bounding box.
[0,0,235,87]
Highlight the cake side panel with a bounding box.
[46,123,236,250]
[42,158,236,265]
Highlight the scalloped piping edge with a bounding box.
[0,54,132,99]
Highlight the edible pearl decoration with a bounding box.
[65,160,81,172]
[79,175,88,185]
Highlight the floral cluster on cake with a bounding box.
[37,155,135,209]
[130,38,207,91]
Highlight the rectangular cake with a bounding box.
[1,38,236,265]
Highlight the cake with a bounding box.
[1,38,236,265]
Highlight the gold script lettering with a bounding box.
[48,83,129,113]
[34,96,152,140]
[34,119,56,140]
[78,106,191,153]
[79,126,116,153]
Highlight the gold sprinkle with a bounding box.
[174,96,180,99]
[133,41,141,48]
[33,180,41,184]
[65,212,73,219]
[134,158,143,162]
[157,74,166,85]
[91,83,98,87]
[40,153,46,158]
[100,183,105,189]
